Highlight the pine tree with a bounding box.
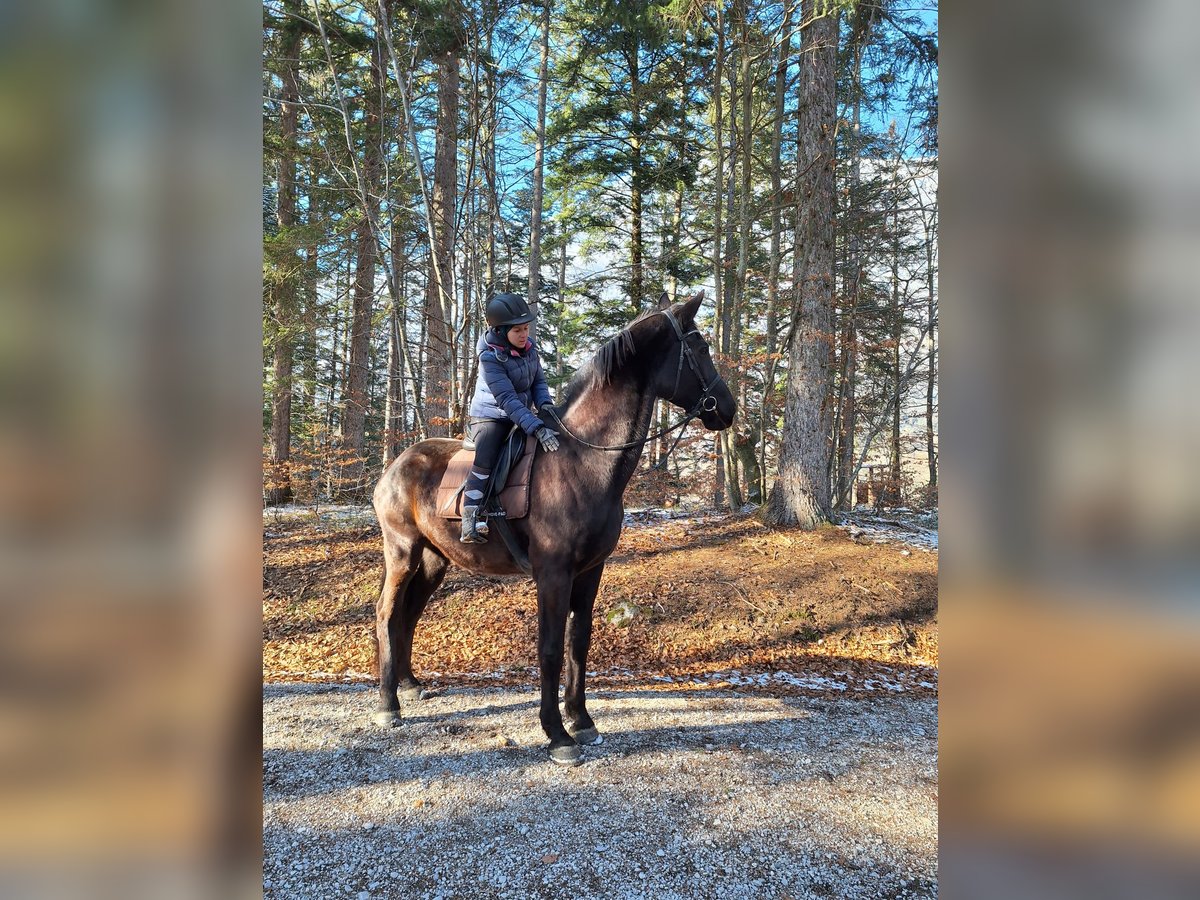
[764,0,839,528]
[549,0,702,314]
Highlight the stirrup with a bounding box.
[460,507,488,544]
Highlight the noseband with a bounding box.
[544,308,723,453]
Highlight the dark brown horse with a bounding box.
[370,291,736,764]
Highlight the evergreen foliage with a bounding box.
[262,0,938,516]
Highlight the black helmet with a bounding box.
[485,292,534,328]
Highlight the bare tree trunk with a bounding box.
[668,182,683,298]
[735,425,762,504]
[416,265,429,440]
[888,202,902,505]
[761,3,793,505]
[268,333,294,505]
[383,301,403,467]
[557,231,567,391]
[710,45,739,508]
[628,186,644,307]
[265,2,303,506]
[926,212,937,494]
[624,37,643,314]
[339,223,378,496]
[836,39,863,510]
[334,43,385,498]
[528,0,550,332]
[425,47,459,437]
[764,0,837,528]
[711,4,725,320]
[722,0,754,510]
[326,270,341,443]
[710,6,726,510]
[485,72,497,291]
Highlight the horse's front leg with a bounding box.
[535,566,579,765]
[563,563,604,745]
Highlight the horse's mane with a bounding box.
[559,306,662,408]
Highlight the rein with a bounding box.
[544,402,702,453]
[543,309,720,456]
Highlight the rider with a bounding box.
[461,292,561,543]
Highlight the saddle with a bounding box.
[435,426,536,521]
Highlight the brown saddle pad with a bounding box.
[435,434,537,521]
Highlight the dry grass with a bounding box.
[263,510,938,693]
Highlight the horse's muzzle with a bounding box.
[700,393,737,430]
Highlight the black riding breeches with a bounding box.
[463,417,512,507]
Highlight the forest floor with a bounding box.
[263,505,939,696]
[263,505,938,900]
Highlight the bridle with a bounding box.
[544,309,723,454]
[661,307,721,416]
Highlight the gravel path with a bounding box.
[264,682,938,899]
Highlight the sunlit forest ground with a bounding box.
[264,506,938,698]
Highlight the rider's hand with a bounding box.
[535,426,560,452]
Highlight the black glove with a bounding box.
[535,426,560,452]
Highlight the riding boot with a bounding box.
[460,505,488,544]
[461,465,492,541]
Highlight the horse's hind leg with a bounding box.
[374,533,422,727]
[563,563,604,745]
[395,546,447,701]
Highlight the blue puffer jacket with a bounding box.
[468,328,552,436]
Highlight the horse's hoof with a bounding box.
[399,686,426,701]
[569,726,602,746]
[549,744,582,766]
[372,710,401,728]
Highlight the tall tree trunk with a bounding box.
[836,38,863,509]
[762,2,792,504]
[722,1,754,510]
[668,181,683,298]
[339,224,377,495]
[764,0,837,528]
[629,156,643,309]
[720,36,738,342]
[425,47,459,437]
[710,6,726,510]
[383,303,403,467]
[628,40,644,311]
[267,334,295,505]
[926,212,937,495]
[557,231,567,391]
[887,199,902,505]
[528,0,551,331]
[298,239,319,497]
[335,44,385,498]
[326,273,341,443]
[485,31,497,295]
[711,4,725,331]
[265,3,303,506]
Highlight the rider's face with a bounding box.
[507,323,530,345]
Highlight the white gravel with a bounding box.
[264,682,938,899]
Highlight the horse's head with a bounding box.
[645,291,736,430]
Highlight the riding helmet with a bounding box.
[485,292,535,328]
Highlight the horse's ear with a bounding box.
[678,290,705,323]
[656,291,671,310]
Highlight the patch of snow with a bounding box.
[839,508,938,550]
[621,506,739,530]
[262,503,378,527]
